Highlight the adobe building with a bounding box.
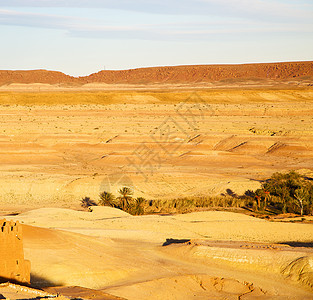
[0,220,30,284]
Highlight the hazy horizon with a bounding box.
[1,0,313,76]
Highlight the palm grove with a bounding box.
[82,171,313,216]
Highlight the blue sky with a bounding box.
[1,0,313,76]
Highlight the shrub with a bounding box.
[81,197,97,208]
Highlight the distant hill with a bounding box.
[1,61,312,85]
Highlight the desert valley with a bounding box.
[0,62,313,299]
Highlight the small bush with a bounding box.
[81,197,97,208]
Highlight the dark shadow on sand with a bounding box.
[162,238,191,246]
[30,274,62,289]
[279,241,313,248]
[0,276,27,286]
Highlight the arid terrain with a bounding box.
[0,88,312,210]
[0,63,313,299]
[4,207,313,299]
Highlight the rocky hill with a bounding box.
[0,61,312,85]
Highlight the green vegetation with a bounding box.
[143,195,248,215]
[97,187,145,216]
[84,189,249,215]
[99,191,116,207]
[249,171,313,215]
[81,171,313,217]
[80,197,97,208]
[117,187,133,211]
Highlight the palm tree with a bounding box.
[133,197,145,215]
[99,191,116,207]
[255,195,261,210]
[118,187,133,211]
[264,191,270,210]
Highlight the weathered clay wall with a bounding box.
[0,220,30,284]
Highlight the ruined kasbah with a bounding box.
[0,220,30,284]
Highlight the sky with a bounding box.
[0,0,313,76]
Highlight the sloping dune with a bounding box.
[19,206,130,221]
[22,224,131,289]
[5,208,313,299]
[15,208,313,243]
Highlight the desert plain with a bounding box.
[0,63,313,299]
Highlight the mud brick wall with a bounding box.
[0,220,30,284]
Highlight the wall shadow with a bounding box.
[30,274,63,289]
[0,273,61,289]
[0,276,26,286]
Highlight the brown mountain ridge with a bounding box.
[0,61,312,85]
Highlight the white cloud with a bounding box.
[1,0,313,22]
[0,5,312,41]
[0,9,80,29]
[69,23,313,41]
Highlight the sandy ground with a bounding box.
[0,88,312,210]
[0,283,69,300]
[0,77,311,92]
[1,86,313,299]
[4,207,313,299]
